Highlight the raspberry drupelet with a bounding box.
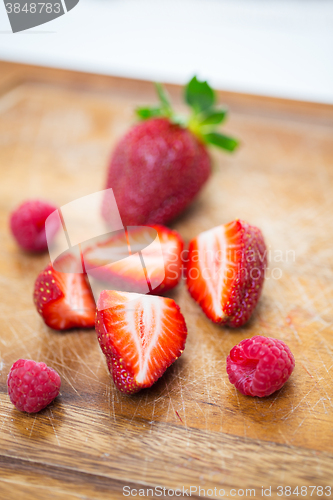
[10,199,58,252]
[7,359,61,413]
[226,336,295,397]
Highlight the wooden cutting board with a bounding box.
[0,61,332,500]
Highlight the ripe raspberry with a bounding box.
[226,336,295,397]
[10,199,58,252]
[7,359,61,413]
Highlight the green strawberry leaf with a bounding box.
[155,82,172,112]
[203,132,239,152]
[135,76,239,155]
[199,108,228,126]
[136,83,172,120]
[136,106,163,120]
[185,76,215,113]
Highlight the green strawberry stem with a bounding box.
[136,76,239,152]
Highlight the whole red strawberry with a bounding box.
[103,78,239,226]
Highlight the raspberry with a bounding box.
[7,359,61,413]
[10,199,58,252]
[226,336,295,397]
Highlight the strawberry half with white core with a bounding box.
[96,291,188,394]
[102,77,239,227]
[186,220,267,327]
[83,225,184,294]
[34,254,96,330]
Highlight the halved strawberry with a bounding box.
[95,291,187,394]
[83,225,183,294]
[186,220,267,327]
[33,254,96,330]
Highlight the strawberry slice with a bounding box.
[96,291,187,394]
[83,225,183,294]
[34,254,96,330]
[186,220,267,327]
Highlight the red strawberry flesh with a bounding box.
[83,225,183,294]
[186,220,267,327]
[34,254,96,330]
[96,291,187,394]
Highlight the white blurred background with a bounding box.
[0,0,332,103]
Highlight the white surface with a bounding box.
[0,0,333,103]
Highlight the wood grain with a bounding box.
[0,60,332,499]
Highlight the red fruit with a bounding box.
[186,219,267,327]
[33,254,96,330]
[102,77,238,226]
[10,199,59,252]
[226,336,295,397]
[102,118,211,226]
[7,359,61,413]
[95,291,187,394]
[83,225,184,294]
